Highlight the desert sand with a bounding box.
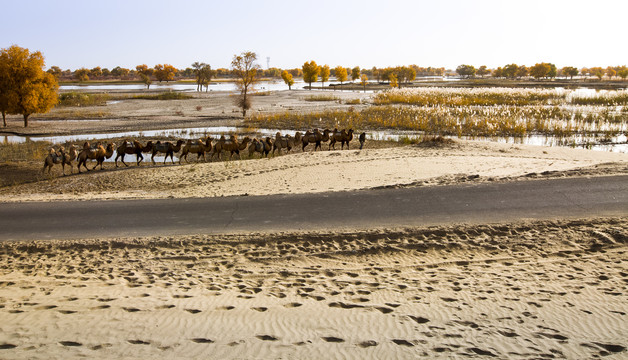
[1,90,627,359]
[0,218,626,359]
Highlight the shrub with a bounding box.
[58,92,110,107]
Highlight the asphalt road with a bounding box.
[1,176,626,241]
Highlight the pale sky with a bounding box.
[1,0,626,71]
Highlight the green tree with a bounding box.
[456,64,476,78]
[561,66,579,79]
[302,60,320,90]
[503,64,519,79]
[547,63,557,78]
[589,67,604,80]
[192,62,206,91]
[492,67,504,78]
[136,64,154,89]
[281,70,294,90]
[606,66,616,80]
[199,64,214,92]
[530,63,551,79]
[351,66,361,82]
[231,51,260,117]
[476,65,489,78]
[0,45,58,127]
[516,65,529,79]
[320,64,330,88]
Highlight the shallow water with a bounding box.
[3,126,626,154]
[60,80,375,92]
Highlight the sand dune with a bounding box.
[1,217,626,359]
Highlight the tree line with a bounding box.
[3,44,628,128]
[456,63,628,80]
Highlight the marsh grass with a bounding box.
[247,105,626,138]
[303,95,340,102]
[132,91,192,100]
[58,92,111,107]
[0,141,51,163]
[374,87,565,106]
[570,91,628,106]
[43,109,111,119]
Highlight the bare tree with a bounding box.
[231,51,260,117]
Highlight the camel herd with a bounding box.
[42,128,366,176]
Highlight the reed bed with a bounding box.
[570,90,628,106]
[373,87,565,106]
[131,91,192,100]
[0,141,51,162]
[303,94,341,102]
[246,105,626,138]
[58,92,111,107]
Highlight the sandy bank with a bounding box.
[1,139,626,203]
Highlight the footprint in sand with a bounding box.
[128,340,150,345]
[0,344,17,350]
[408,315,430,324]
[392,339,414,347]
[252,307,268,312]
[257,335,278,341]
[59,341,82,347]
[191,338,214,344]
[322,337,345,343]
[284,302,302,308]
[185,309,202,314]
[357,340,378,348]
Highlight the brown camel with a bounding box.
[115,139,147,167]
[152,139,184,165]
[180,137,212,164]
[329,129,354,150]
[263,137,273,156]
[273,132,294,155]
[212,135,250,160]
[77,142,114,173]
[301,128,331,151]
[60,145,78,175]
[248,138,264,158]
[42,147,65,175]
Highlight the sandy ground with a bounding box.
[1,139,627,202]
[0,217,626,359]
[1,90,627,358]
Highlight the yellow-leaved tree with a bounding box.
[302,61,320,90]
[320,64,330,88]
[154,64,177,82]
[0,45,58,127]
[334,66,347,89]
[281,70,294,90]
